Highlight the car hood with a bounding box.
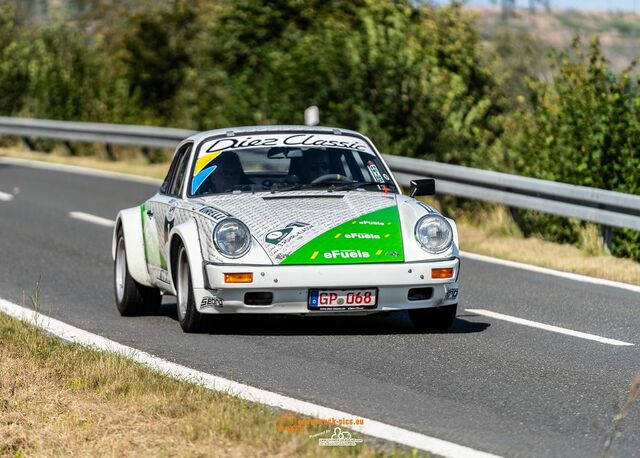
[194,191,405,265]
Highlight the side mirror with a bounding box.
[409,179,435,197]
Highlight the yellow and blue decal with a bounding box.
[191,151,222,194]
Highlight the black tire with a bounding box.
[175,245,207,333]
[408,304,457,331]
[114,230,161,316]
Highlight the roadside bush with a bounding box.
[507,38,640,260]
[0,22,103,120]
[118,2,197,124]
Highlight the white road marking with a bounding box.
[461,251,640,294]
[69,211,115,228]
[0,298,500,458]
[0,191,14,201]
[466,308,634,347]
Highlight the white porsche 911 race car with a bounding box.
[112,126,460,332]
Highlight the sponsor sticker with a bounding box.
[322,249,370,260]
[342,233,380,239]
[158,270,170,284]
[198,206,227,221]
[356,220,385,226]
[366,161,385,183]
[203,133,369,154]
[200,296,224,308]
[163,215,175,245]
[445,288,459,300]
[264,222,311,245]
[192,151,222,194]
[166,206,177,222]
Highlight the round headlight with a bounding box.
[415,215,453,254]
[213,218,252,258]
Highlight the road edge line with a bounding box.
[460,251,640,294]
[0,297,500,458]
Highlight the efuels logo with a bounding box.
[343,233,380,239]
[323,249,370,259]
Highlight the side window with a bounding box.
[160,154,181,195]
[167,144,192,197]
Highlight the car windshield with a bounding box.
[189,133,396,196]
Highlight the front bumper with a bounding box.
[194,258,460,315]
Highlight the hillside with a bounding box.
[472,7,640,70]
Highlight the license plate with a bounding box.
[308,288,378,310]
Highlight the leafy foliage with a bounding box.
[0,21,100,120]
[183,1,504,167]
[507,37,640,260]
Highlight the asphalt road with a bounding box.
[1,159,639,457]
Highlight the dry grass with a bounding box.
[0,145,168,179]
[0,313,419,457]
[455,207,640,285]
[3,146,639,285]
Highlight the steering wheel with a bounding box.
[311,174,353,185]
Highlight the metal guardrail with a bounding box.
[1,116,639,234]
[0,116,195,149]
[386,156,640,232]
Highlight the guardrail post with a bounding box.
[601,225,612,253]
[21,137,36,151]
[141,146,150,161]
[508,207,521,226]
[104,143,115,161]
[64,141,76,156]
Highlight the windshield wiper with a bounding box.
[334,182,396,192]
[270,182,338,193]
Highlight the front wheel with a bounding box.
[114,231,161,316]
[175,245,206,333]
[408,304,457,331]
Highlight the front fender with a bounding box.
[168,219,206,293]
[113,207,153,287]
[397,196,459,262]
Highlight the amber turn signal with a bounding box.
[431,268,454,279]
[224,273,253,283]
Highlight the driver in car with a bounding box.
[288,149,335,183]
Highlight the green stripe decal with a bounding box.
[280,206,404,265]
